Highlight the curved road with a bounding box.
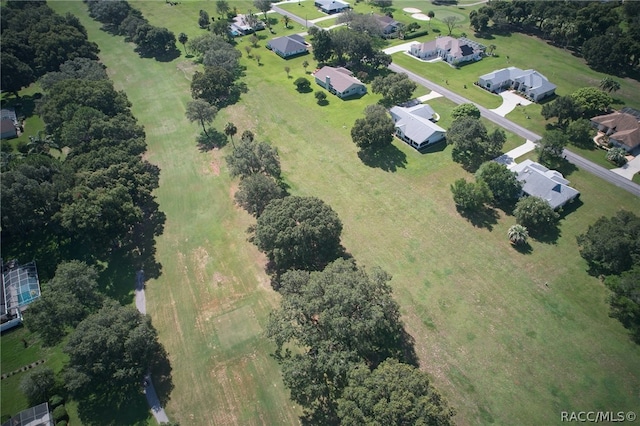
[389,63,640,197]
[135,270,170,424]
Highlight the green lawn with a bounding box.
[277,0,326,21]
[48,2,640,426]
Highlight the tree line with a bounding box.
[1,4,171,422]
[86,0,178,58]
[0,1,100,96]
[470,1,640,76]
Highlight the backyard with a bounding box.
[32,2,640,425]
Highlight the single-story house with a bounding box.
[0,119,17,139]
[312,66,366,99]
[267,34,308,58]
[477,67,556,102]
[374,14,400,35]
[1,108,18,124]
[230,14,264,36]
[389,104,446,150]
[1,260,41,332]
[591,108,640,152]
[315,0,350,14]
[409,36,484,65]
[511,159,580,209]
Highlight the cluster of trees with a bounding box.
[472,1,640,75]
[371,73,417,106]
[450,161,522,213]
[309,26,392,74]
[447,111,506,171]
[577,211,640,343]
[86,0,178,58]
[1,1,99,96]
[350,105,395,152]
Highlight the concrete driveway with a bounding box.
[612,154,640,180]
[490,90,532,117]
[383,42,417,55]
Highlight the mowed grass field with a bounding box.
[51,2,640,425]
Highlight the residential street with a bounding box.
[389,63,640,197]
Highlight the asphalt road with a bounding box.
[389,63,640,197]
[271,4,318,30]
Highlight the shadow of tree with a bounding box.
[457,206,500,230]
[357,145,407,172]
[512,241,533,254]
[150,344,174,406]
[197,128,228,151]
[77,393,150,426]
[418,140,447,154]
[529,223,561,244]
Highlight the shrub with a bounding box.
[49,394,65,409]
[56,421,68,426]
[402,30,429,40]
[606,147,627,166]
[52,406,68,422]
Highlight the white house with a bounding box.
[409,36,484,65]
[478,67,556,102]
[267,35,308,58]
[315,0,350,14]
[312,66,366,99]
[511,159,580,209]
[389,104,446,150]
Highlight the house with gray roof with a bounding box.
[591,109,640,153]
[478,67,556,102]
[409,36,484,65]
[312,66,366,99]
[0,119,17,140]
[511,159,579,209]
[374,14,400,35]
[267,35,308,58]
[229,14,264,36]
[389,104,446,150]
[315,0,350,14]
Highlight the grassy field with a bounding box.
[49,2,640,426]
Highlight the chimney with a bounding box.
[325,76,331,88]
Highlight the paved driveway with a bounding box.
[490,90,532,117]
[612,154,640,180]
[383,42,417,55]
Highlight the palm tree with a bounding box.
[508,224,529,245]
[487,44,497,56]
[427,11,434,30]
[599,77,621,93]
[282,15,291,28]
[224,122,238,146]
[302,60,309,73]
[178,32,188,55]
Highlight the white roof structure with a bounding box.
[1,403,53,426]
[389,105,445,146]
[511,159,580,209]
[313,66,364,93]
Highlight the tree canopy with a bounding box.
[475,161,522,208]
[537,130,568,166]
[351,105,395,151]
[605,266,640,344]
[253,196,343,274]
[191,66,244,107]
[225,137,281,179]
[541,96,583,128]
[514,196,559,234]
[451,103,481,120]
[450,178,493,211]
[337,359,455,426]
[570,87,613,118]
[234,173,286,217]
[449,117,504,171]
[577,210,640,276]
[371,73,417,106]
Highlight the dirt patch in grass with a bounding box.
[176,60,198,81]
[192,246,210,285]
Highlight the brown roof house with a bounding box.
[591,109,640,153]
[312,66,366,99]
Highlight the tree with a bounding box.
[39,58,108,90]
[63,300,164,403]
[487,44,496,55]
[284,66,291,78]
[211,19,232,40]
[337,359,455,426]
[315,90,327,104]
[442,16,460,36]
[235,173,285,217]
[576,210,640,276]
[224,122,238,145]
[565,118,593,148]
[450,178,493,211]
[185,99,218,138]
[475,161,522,208]
[311,30,333,62]
[599,77,621,93]
[537,130,568,166]
[24,261,104,346]
[254,53,261,65]
[20,368,56,406]
[198,9,210,29]
[26,132,60,157]
[249,34,260,48]
[540,95,582,128]
[508,224,529,246]
[370,0,393,7]
[225,137,281,178]
[202,45,242,73]
[266,259,412,421]
[302,60,309,73]
[605,266,640,343]
[282,15,291,28]
[244,45,252,57]
[427,11,435,30]
[514,196,559,233]
[241,130,255,142]
[469,10,490,32]
[254,0,272,20]
[178,32,189,54]
[606,147,628,166]
[134,26,177,57]
[1,53,35,97]
[216,0,230,17]
[191,66,241,107]
[371,73,417,106]
[451,103,481,120]
[294,77,311,92]
[449,117,504,171]
[350,105,395,151]
[571,87,613,117]
[253,196,343,273]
